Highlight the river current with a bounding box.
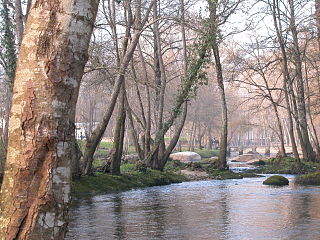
[66,174,320,240]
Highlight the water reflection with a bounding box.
[66,176,320,240]
[112,194,126,239]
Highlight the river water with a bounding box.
[66,175,320,240]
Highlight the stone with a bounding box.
[263,175,289,186]
[170,151,201,163]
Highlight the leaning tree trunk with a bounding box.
[82,0,156,174]
[0,0,99,239]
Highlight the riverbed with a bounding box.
[66,175,320,240]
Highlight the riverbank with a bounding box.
[72,161,261,197]
[246,157,320,174]
[72,169,187,197]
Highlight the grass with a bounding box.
[247,157,320,174]
[72,169,187,197]
[164,160,188,172]
[205,168,261,180]
[295,172,320,185]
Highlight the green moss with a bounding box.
[263,175,289,186]
[295,172,320,185]
[248,157,320,174]
[205,170,260,180]
[164,160,187,172]
[120,163,136,173]
[71,170,187,197]
[204,169,241,180]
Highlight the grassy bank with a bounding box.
[295,172,320,185]
[247,157,320,174]
[72,158,262,198]
[72,169,187,197]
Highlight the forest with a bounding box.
[0,0,320,239]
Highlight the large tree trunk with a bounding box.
[0,0,99,238]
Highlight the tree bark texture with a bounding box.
[0,0,99,238]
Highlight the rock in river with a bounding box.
[263,175,289,186]
[170,151,201,163]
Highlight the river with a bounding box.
[66,175,320,240]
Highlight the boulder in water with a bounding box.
[170,151,201,163]
[263,175,289,186]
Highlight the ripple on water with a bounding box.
[66,176,320,240]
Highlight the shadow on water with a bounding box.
[66,176,320,240]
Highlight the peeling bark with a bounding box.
[0,0,99,238]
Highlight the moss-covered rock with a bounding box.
[263,175,289,186]
[295,172,320,185]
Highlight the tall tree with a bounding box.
[207,0,242,169]
[271,0,300,161]
[288,0,315,161]
[0,0,99,238]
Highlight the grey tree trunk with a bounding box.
[14,0,24,46]
[110,85,126,175]
[288,0,315,161]
[208,0,228,169]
